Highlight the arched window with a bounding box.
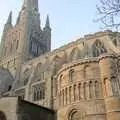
[73,85,77,101]
[69,48,81,61]
[23,68,31,85]
[37,63,41,71]
[78,83,81,100]
[69,69,75,82]
[69,110,84,120]
[89,81,93,99]
[95,81,100,98]
[92,40,107,57]
[33,83,45,101]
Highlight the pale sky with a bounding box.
[0,0,102,50]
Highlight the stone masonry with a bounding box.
[0,0,120,120]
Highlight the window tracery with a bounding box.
[92,40,107,57]
[33,83,45,101]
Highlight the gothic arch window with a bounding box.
[52,55,61,73]
[82,43,91,58]
[23,68,31,85]
[37,63,42,71]
[92,40,107,57]
[69,69,75,82]
[33,83,45,101]
[0,111,7,120]
[69,48,81,62]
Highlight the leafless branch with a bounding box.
[96,0,120,31]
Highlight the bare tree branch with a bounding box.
[96,0,120,31]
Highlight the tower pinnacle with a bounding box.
[6,11,12,24]
[45,15,50,28]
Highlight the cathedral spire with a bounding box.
[6,11,12,24]
[45,15,50,28]
[22,0,38,11]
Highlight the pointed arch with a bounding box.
[82,43,91,58]
[36,62,42,71]
[23,68,32,85]
[69,47,81,61]
[52,55,62,74]
[92,39,107,57]
[52,55,61,62]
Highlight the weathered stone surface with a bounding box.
[1,0,120,120]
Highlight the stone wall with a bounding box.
[17,98,55,120]
[56,58,106,120]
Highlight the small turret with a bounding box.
[4,11,13,30]
[0,11,12,57]
[43,15,51,52]
[99,55,120,120]
[45,15,50,28]
[6,11,12,25]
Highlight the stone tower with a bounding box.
[99,55,120,120]
[0,0,51,78]
[0,0,51,60]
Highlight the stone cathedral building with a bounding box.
[0,0,120,120]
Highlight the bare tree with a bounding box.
[96,0,120,30]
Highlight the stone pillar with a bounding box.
[99,55,120,120]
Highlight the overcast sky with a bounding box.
[0,0,102,50]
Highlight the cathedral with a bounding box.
[0,0,120,120]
